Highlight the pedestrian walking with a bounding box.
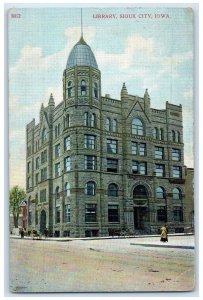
[160,225,168,242]
[20,228,24,238]
[44,228,48,238]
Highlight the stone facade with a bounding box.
[26,35,190,237]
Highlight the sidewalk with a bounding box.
[10,233,195,249]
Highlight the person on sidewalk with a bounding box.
[160,225,168,242]
[20,228,25,239]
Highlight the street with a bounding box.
[9,236,195,293]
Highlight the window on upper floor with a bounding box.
[172,130,176,142]
[172,149,181,161]
[132,161,147,175]
[35,173,39,185]
[83,112,88,126]
[55,163,60,177]
[84,135,96,149]
[131,142,137,155]
[93,82,98,99]
[81,80,87,96]
[160,128,164,140]
[55,186,60,200]
[64,156,71,172]
[155,164,165,177]
[172,166,182,178]
[112,119,117,132]
[172,188,182,200]
[64,182,70,197]
[41,128,47,144]
[107,158,118,173]
[40,189,46,203]
[67,81,73,98]
[105,118,110,131]
[153,127,159,139]
[108,183,118,197]
[41,149,47,164]
[64,204,70,223]
[90,113,96,128]
[175,131,181,143]
[36,157,40,169]
[156,186,166,199]
[55,143,60,158]
[55,126,58,138]
[155,146,164,159]
[64,136,70,151]
[85,181,96,196]
[107,139,118,154]
[132,118,144,136]
[27,162,31,173]
[85,155,97,170]
[139,143,146,156]
[41,167,47,181]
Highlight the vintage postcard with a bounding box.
[9,6,195,293]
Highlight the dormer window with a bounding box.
[81,80,87,96]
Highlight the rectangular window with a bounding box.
[132,161,138,174]
[41,167,47,181]
[84,135,96,149]
[64,136,70,151]
[172,166,182,178]
[173,206,183,222]
[157,206,167,222]
[107,158,118,173]
[35,173,39,185]
[64,204,70,223]
[139,143,146,156]
[172,149,181,161]
[107,139,118,154]
[41,149,47,164]
[55,206,60,223]
[85,155,97,170]
[131,142,137,155]
[108,205,119,222]
[155,146,164,159]
[140,162,147,175]
[155,164,165,177]
[85,204,97,222]
[55,163,60,177]
[27,162,31,173]
[40,189,46,203]
[64,157,71,172]
[132,161,147,175]
[35,157,40,169]
[55,144,60,158]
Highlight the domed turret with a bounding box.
[66,36,98,69]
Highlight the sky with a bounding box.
[9,6,194,189]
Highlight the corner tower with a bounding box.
[63,35,101,109]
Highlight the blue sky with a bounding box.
[9,7,193,188]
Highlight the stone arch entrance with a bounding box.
[40,210,46,234]
[133,185,149,230]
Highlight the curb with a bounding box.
[130,243,194,250]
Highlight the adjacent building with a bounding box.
[26,34,191,237]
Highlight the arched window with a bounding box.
[112,119,117,132]
[85,181,96,196]
[58,124,60,136]
[94,82,98,98]
[133,185,148,199]
[160,128,164,140]
[55,187,60,200]
[105,118,110,131]
[64,182,70,197]
[108,183,118,197]
[67,81,73,98]
[173,188,182,200]
[42,128,47,144]
[172,130,176,142]
[132,118,144,136]
[90,113,96,128]
[153,127,159,139]
[156,187,165,199]
[81,80,87,96]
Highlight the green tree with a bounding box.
[10,186,26,228]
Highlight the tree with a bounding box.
[10,186,26,228]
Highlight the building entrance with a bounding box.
[133,185,149,230]
[40,210,46,234]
